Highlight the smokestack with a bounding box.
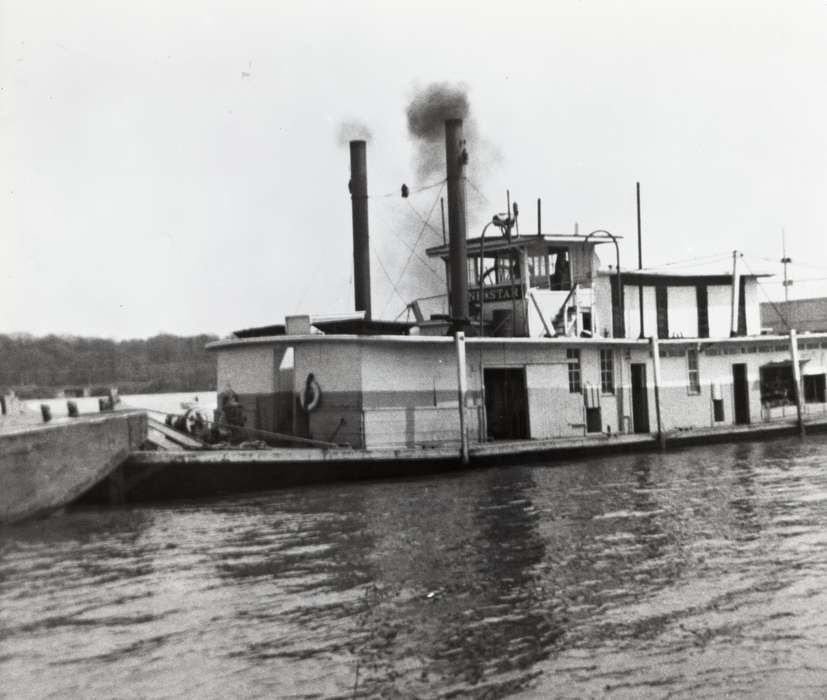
[349,140,371,320]
[445,119,468,326]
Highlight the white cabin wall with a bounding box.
[216,346,277,394]
[360,342,482,449]
[526,364,581,437]
[623,285,657,339]
[708,285,733,337]
[592,275,614,338]
[666,287,698,338]
[292,340,365,446]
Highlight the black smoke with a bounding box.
[405,82,479,180]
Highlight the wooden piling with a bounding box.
[790,329,806,437]
[455,331,469,465]
[650,336,666,450]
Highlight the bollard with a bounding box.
[67,400,79,418]
[40,404,52,422]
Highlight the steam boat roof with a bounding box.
[425,233,622,258]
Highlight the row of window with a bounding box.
[565,348,827,404]
[566,348,702,395]
[567,349,616,394]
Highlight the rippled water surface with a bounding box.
[4,437,827,698]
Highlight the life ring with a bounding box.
[300,373,322,413]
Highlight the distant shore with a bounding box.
[1,332,218,400]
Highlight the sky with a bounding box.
[2,0,826,339]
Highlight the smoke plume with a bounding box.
[336,119,373,146]
[405,82,478,180]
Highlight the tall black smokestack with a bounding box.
[349,140,371,320]
[445,119,468,326]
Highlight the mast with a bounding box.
[729,250,741,337]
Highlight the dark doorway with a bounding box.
[631,363,650,433]
[732,363,750,425]
[484,368,529,440]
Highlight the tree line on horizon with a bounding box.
[0,333,220,398]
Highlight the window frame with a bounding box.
[687,348,701,395]
[599,348,615,394]
[567,348,582,394]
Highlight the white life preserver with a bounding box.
[300,374,322,413]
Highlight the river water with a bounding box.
[3,436,827,698]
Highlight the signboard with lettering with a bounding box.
[469,285,524,303]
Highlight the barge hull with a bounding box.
[80,415,827,504]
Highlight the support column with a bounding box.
[790,329,805,437]
[455,332,469,464]
[650,336,666,450]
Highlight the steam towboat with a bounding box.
[103,119,827,502]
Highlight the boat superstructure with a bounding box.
[206,118,827,456]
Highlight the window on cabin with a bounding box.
[528,253,549,288]
[696,285,709,338]
[804,374,826,403]
[549,248,571,291]
[600,349,615,394]
[687,348,701,394]
[499,251,521,282]
[567,349,582,393]
[467,257,480,286]
[656,286,669,338]
[760,365,795,406]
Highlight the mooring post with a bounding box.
[650,336,666,450]
[455,331,469,465]
[790,329,806,437]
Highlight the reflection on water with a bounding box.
[4,437,827,697]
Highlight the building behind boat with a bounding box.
[208,121,827,450]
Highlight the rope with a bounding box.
[132,405,342,448]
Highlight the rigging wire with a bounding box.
[371,178,446,199]
[635,251,733,272]
[379,183,447,318]
[741,256,792,333]
[466,178,491,204]
[373,250,408,314]
[763,276,827,284]
[385,228,446,284]
[405,199,447,243]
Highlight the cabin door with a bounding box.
[732,363,751,425]
[630,363,650,433]
[484,368,529,440]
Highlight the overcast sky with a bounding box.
[2,0,826,339]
